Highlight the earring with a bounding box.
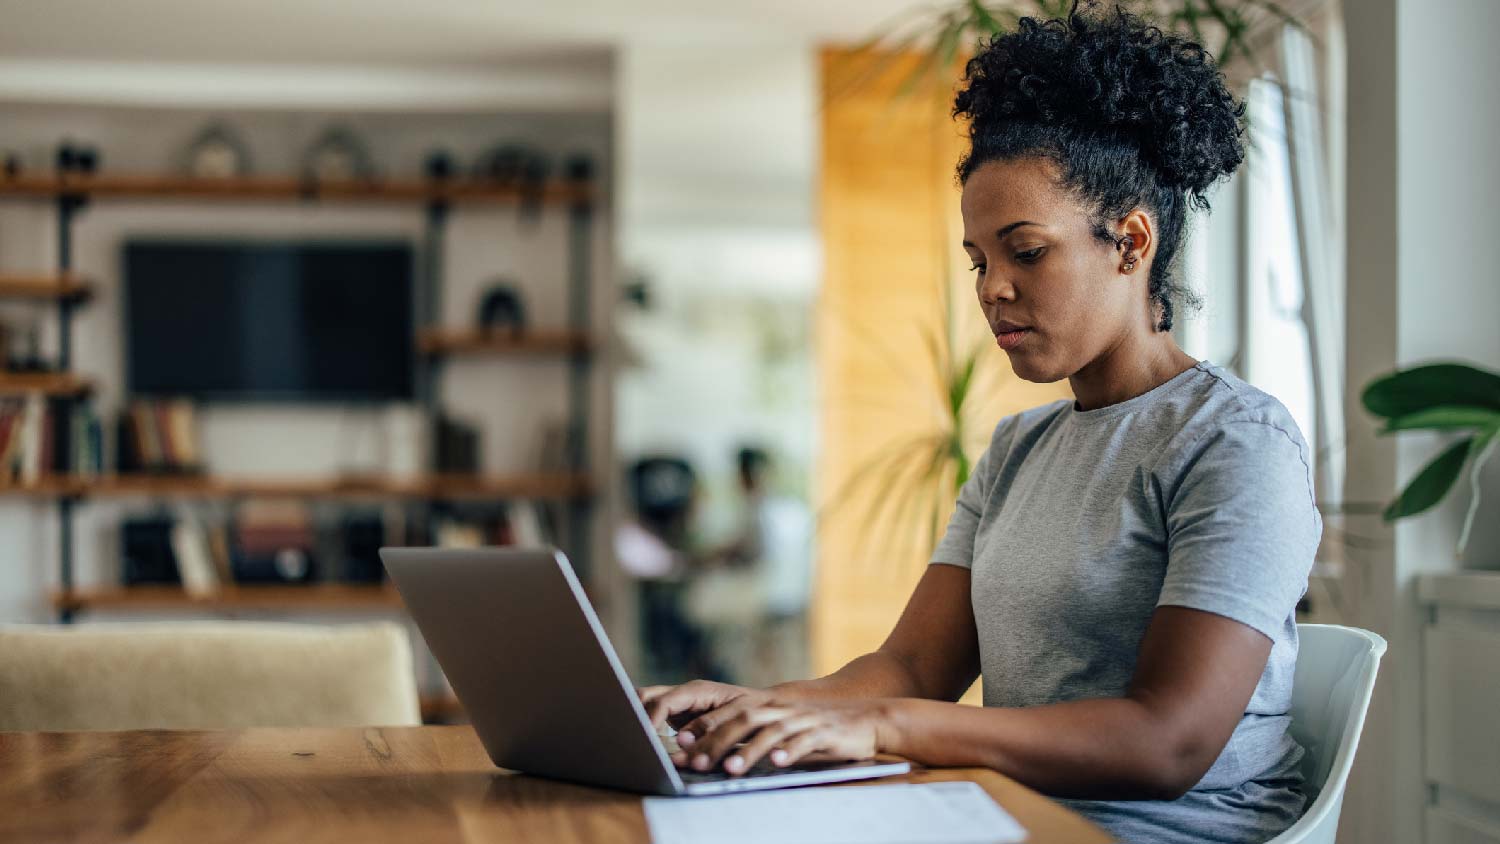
[1123,253,1137,272]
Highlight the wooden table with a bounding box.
[0,726,1111,843]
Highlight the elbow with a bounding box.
[1132,732,1217,801]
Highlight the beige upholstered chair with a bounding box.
[0,621,421,731]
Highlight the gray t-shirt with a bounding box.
[930,361,1317,844]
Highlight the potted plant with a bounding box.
[1362,362,1500,558]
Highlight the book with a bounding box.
[170,518,219,597]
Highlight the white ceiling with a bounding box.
[0,0,930,66]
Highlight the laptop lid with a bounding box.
[381,546,685,795]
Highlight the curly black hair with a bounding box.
[953,2,1245,331]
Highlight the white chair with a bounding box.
[0,621,421,731]
[1265,623,1387,844]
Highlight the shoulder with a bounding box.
[1156,365,1318,515]
[1168,364,1311,460]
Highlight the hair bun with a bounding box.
[954,7,1245,196]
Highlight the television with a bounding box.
[124,239,416,401]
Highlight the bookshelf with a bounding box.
[1,164,599,727]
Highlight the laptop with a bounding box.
[380,546,910,796]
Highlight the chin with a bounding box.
[1003,351,1068,384]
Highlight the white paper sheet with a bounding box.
[643,781,1027,844]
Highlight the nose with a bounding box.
[978,270,1015,305]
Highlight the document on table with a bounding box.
[644,781,1027,844]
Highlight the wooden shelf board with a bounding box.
[418,328,592,357]
[0,477,85,497]
[0,274,91,302]
[0,173,591,206]
[0,472,591,501]
[0,372,93,397]
[52,584,404,612]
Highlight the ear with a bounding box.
[1115,209,1154,275]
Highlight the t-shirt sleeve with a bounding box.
[928,425,1006,569]
[1158,420,1320,640]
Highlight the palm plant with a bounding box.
[838,0,1309,101]
[819,236,1056,571]
[1362,362,1500,558]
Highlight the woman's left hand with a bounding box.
[673,696,893,775]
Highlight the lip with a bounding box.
[992,321,1032,351]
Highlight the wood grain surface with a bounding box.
[0,726,1112,843]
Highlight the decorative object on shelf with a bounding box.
[477,281,527,337]
[536,417,572,474]
[382,405,428,481]
[432,413,480,474]
[75,145,99,174]
[54,141,77,173]
[116,399,204,475]
[3,322,47,374]
[55,140,100,175]
[423,149,455,181]
[121,516,180,585]
[231,500,317,584]
[1362,361,1500,558]
[474,142,550,222]
[340,512,387,583]
[180,122,253,179]
[301,125,376,183]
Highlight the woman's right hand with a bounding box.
[638,680,772,747]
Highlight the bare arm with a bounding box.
[774,563,979,702]
[876,606,1271,799]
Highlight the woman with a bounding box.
[640,6,1317,842]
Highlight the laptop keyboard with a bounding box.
[658,731,837,781]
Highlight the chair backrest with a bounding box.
[1265,623,1387,844]
[0,621,420,731]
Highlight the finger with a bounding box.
[726,715,820,775]
[676,695,757,747]
[772,727,836,768]
[638,686,674,704]
[642,681,721,730]
[689,706,789,772]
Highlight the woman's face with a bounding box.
[960,157,1143,384]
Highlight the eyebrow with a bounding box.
[961,221,1040,247]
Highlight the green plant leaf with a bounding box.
[1380,406,1500,434]
[1362,362,1500,419]
[1383,437,1473,522]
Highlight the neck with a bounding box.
[1068,328,1196,411]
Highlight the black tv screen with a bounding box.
[125,239,415,401]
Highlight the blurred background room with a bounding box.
[0,2,1496,843]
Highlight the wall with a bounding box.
[1341,1,1500,841]
[812,48,1069,677]
[0,102,614,632]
